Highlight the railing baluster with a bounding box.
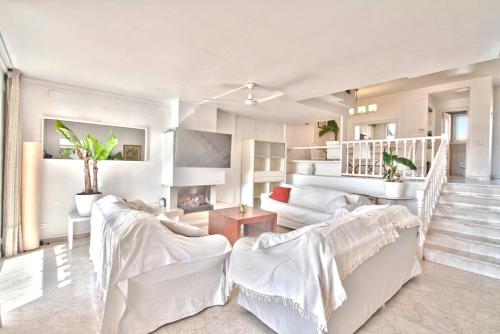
[345,143,349,174]
[365,142,369,176]
[352,142,356,175]
[379,141,383,176]
[431,138,435,165]
[403,139,407,177]
[372,141,376,176]
[421,139,426,177]
[358,142,362,175]
[412,139,416,178]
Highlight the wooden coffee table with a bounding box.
[208,207,277,245]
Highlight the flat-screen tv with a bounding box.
[174,128,232,168]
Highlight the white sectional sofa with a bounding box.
[260,185,371,229]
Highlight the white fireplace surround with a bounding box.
[161,103,231,211]
[164,185,217,211]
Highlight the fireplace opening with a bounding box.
[177,186,214,213]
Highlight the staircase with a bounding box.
[424,183,500,279]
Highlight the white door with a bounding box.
[442,113,451,141]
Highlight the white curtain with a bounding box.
[2,69,23,257]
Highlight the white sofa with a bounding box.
[260,185,371,229]
[90,196,232,334]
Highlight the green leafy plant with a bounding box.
[86,134,118,193]
[383,147,417,182]
[318,120,339,140]
[55,120,118,194]
[107,152,123,160]
[60,147,74,159]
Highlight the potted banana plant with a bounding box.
[383,147,417,198]
[319,120,341,160]
[55,120,118,216]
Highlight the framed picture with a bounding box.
[123,145,142,161]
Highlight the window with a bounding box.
[453,113,468,142]
[354,122,397,140]
[386,123,396,139]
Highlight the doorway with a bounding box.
[429,88,470,180]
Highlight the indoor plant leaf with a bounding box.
[396,157,417,170]
[55,120,81,148]
[97,133,118,160]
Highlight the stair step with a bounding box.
[435,205,500,224]
[443,183,500,196]
[426,229,500,258]
[437,201,500,214]
[431,216,500,240]
[439,192,500,207]
[424,244,500,279]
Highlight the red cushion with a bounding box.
[269,187,291,203]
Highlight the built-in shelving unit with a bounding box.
[287,143,342,177]
[241,140,286,207]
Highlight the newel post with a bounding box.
[416,189,425,260]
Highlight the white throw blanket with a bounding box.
[89,196,232,333]
[229,205,421,333]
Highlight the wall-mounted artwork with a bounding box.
[123,145,142,161]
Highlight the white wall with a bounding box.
[21,79,169,238]
[493,86,500,178]
[0,68,5,243]
[347,77,493,179]
[162,102,285,206]
[216,110,285,204]
[285,117,342,148]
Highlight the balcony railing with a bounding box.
[341,135,443,179]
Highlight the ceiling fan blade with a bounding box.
[206,98,241,102]
[208,84,248,100]
[197,98,242,105]
[198,83,250,105]
[256,91,285,103]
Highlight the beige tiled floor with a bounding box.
[1,238,499,334]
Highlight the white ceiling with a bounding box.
[356,58,500,99]
[1,1,500,124]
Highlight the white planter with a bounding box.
[384,182,406,198]
[326,141,341,160]
[75,193,102,217]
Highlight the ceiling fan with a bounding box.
[198,82,284,106]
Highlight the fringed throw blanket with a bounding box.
[228,205,421,333]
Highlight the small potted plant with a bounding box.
[55,120,118,216]
[319,120,341,160]
[383,147,417,198]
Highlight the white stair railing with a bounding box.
[415,134,449,258]
[341,136,442,179]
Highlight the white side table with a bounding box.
[67,210,90,249]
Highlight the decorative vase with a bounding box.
[75,193,102,217]
[384,181,406,198]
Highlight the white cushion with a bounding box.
[261,192,348,225]
[288,186,349,214]
[160,219,208,237]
